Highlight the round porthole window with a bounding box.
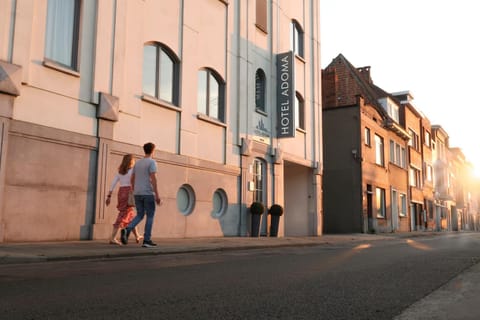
[177,184,195,216]
[211,189,228,218]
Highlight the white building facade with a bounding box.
[0,0,322,242]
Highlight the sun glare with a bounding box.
[473,165,480,179]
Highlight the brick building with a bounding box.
[322,54,410,233]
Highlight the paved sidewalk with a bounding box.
[394,262,480,320]
[0,233,390,264]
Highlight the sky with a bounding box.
[320,0,480,175]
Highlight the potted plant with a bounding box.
[250,202,265,237]
[269,204,283,237]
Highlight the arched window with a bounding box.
[295,92,305,130]
[290,20,304,58]
[197,68,225,122]
[255,69,266,112]
[142,43,179,105]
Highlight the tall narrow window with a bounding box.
[389,140,395,163]
[375,134,384,166]
[142,43,179,105]
[424,130,431,147]
[376,187,386,218]
[256,0,267,33]
[399,193,407,217]
[295,92,305,130]
[409,168,421,188]
[197,68,225,122]
[255,69,266,112]
[390,140,406,168]
[364,127,371,146]
[290,20,304,58]
[426,164,433,182]
[45,0,81,69]
[253,159,266,204]
[408,129,420,151]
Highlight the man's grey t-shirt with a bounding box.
[132,157,157,195]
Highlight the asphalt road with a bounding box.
[1,233,480,320]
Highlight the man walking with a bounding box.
[121,142,162,247]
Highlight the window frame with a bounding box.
[364,127,371,146]
[295,92,305,130]
[389,139,406,168]
[291,20,304,58]
[44,0,81,71]
[255,68,266,113]
[211,188,228,218]
[253,158,266,204]
[408,128,420,151]
[409,167,422,188]
[424,130,431,148]
[387,101,399,123]
[426,164,433,182]
[399,193,407,217]
[197,68,225,123]
[142,43,180,106]
[376,187,386,218]
[255,0,267,33]
[375,134,385,166]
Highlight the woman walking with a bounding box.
[106,154,142,245]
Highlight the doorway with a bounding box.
[284,162,314,236]
[367,185,373,233]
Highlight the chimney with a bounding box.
[357,66,372,83]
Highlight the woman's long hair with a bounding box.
[118,154,133,175]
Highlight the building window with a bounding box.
[379,98,399,123]
[387,101,399,123]
[399,193,407,217]
[290,20,304,58]
[424,130,431,148]
[295,92,305,130]
[197,68,225,122]
[255,69,266,112]
[409,129,420,151]
[253,159,266,204]
[389,140,395,164]
[376,187,386,218]
[143,43,179,105]
[45,0,81,69]
[427,200,434,219]
[212,189,228,218]
[364,127,371,146]
[255,0,267,33]
[425,164,433,182]
[409,167,422,188]
[375,134,384,166]
[389,140,406,168]
[177,184,195,216]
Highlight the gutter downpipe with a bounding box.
[235,0,243,236]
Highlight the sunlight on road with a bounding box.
[353,244,371,250]
[406,239,432,251]
[317,243,373,272]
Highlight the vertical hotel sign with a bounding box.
[276,51,295,138]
